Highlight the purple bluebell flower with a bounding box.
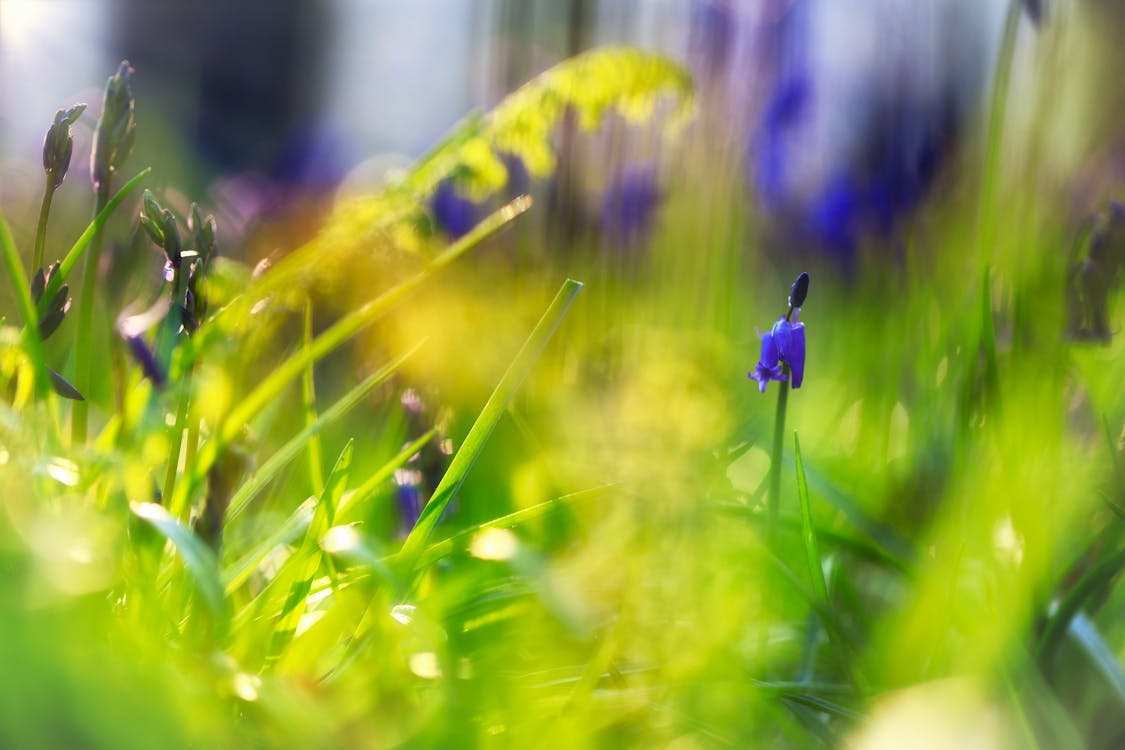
[749,313,806,393]
[430,180,483,240]
[749,322,786,393]
[748,2,1015,258]
[750,272,808,393]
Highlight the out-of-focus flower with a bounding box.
[430,180,483,240]
[600,165,662,249]
[690,0,736,80]
[750,1,1010,257]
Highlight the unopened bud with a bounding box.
[789,271,810,309]
[91,61,136,195]
[42,104,86,189]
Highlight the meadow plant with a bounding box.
[0,18,1123,747]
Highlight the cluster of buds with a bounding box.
[123,191,219,384]
[90,61,135,198]
[30,262,71,342]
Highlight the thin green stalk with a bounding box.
[768,368,790,545]
[162,372,193,512]
[72,185,111,445]
[0,217,48,398]
[33,174,55,273]
[301,297,325,496]
[977,0,1020,260]
[34,168,149,322]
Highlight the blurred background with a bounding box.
[4,1,1125,748]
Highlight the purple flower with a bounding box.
[749,311,805,393]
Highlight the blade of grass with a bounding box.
[222,343,421,525]
[1067,612,1125,706]
[396,278,584,572]
[301,296,325,496]
[1038,545,1125,666]
[222,499,315,593]
[73,168,153,443]
[0,217,48,398]
[795,432,829,603]
[783,455,913,562]
[130,501,229,631]
[335,428,438,522]
[266,439,353,663]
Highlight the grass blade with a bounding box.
[267,439,353,662]
[0,217,47,397]
[397,278,584,571]
[1038,545,1125,666]
[131,501,228,629]
[222,499,314,594]
[300,297,325,496]
[794,432,829,603]
[224,344,421,525]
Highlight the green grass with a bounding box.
[0,38,1123,750]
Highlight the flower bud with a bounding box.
[91,61,136,195]
[42,104,86,189]
[789,271,810,309]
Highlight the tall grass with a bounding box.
[0,28,1123,750]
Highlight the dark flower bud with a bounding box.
[38,285,71,340]
[139,213,164,248]
[188,203,217,265]
[789,271,810,309]
[158,208,182,264]
[42,104,86,189]
[91,61,136,195]
[48,368,83,401]
[139,190,182,265]
[124,334,166,386]
[39,308,67,341]
[30,266,46,304]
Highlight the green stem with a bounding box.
[768,366,791,546]
[72,186,111,444]
[978,0,1020,259]
[162,371,193,512]
[0,218,48,398]
[33,175,55,273]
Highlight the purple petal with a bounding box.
[758,326,780,368]
[787,322,806,388]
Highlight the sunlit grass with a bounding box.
[0,30,1123,750]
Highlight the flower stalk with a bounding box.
[750,272,809,544]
